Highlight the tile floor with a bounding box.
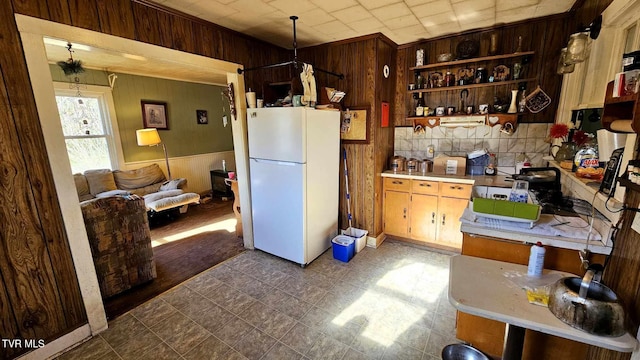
[57,241,460,360]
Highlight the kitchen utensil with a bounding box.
[548,267,625,336]
[441,343,489,360]
[500,122,514,135]
[525,86,552,113]
[420,159,433,173]
[512,167,560,191]
[406,158,419,172]
[390,156,406,172]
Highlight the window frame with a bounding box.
[53,82,124,172]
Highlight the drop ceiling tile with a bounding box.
[333,5,373,23]
[534,0,573,16]
[228,0,279,15]
[268,0,318,14]
[424,21,461,35]
[371,2,412,21]
[461,17,495,31]
[360,0,403,10]
[496,5,538,24]
[496,0,539,12]
[310,0,358,12]
[313,19,352,35]
[412,0,454,17]
[216,0,237,5]
[385,14,421,30]
[393,24,428,37]
[298,8,336,26]
[420,11,458,27]
[404,0,431,6]
[452,0,494,13]
[457,7,495,25]
[348,17,385,32]
[189,1,238,17]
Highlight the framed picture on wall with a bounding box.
[340,107,369,143]
[197,110,208,124]
[141,101,168,129]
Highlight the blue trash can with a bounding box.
[332,235,355,262]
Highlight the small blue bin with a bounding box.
[332,235,355,262]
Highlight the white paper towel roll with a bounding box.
[608,120,633,133]
[597,128,628,161]
[245,91,256,108]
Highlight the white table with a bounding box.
[449,255,637,359]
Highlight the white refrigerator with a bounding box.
[248,107,339,266]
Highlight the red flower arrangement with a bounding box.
[549,123,570,141]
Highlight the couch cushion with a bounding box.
[73,173,94,202]
[113,164,167,191]
[143,189,184,204]
[160,178,187,191]
[84,169,117,196]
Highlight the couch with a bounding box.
[81,195,156,298]
[73,163,200,212]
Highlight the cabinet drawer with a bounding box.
[384,177,410,192]
[411,180,439,195]
[439,183,473,199]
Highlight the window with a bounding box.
[54,83,122,173]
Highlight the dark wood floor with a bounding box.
[103,197,244,320]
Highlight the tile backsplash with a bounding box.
[393,123,553,175]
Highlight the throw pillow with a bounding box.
[160,178,187,191]
[73,173,93,201]
[84,169,117,196]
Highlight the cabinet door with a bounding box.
[384,190,410,237]
[437,196,469,247]
[409,194,438,243]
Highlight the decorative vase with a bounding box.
[554,142,578,161]
[508,90,518,113]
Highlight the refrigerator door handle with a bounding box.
[252,158,298,166]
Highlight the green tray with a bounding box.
[472,198,541,221]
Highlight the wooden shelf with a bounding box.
[408,78,536,94]
[408,113,518,128]
[409,51,535,71]
[601,80,640,133]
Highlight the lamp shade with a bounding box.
[136,128,161,146]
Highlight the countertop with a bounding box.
[381,169,613,255]
[381,170,514,187]
[449,255,637,353]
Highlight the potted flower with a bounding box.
[548,123,594,162]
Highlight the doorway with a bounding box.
[17,13,253,356]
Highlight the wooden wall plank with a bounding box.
[171,15,196,53]
[67,0,101,31]
[95,0,135,39]
[11,0,49,19]
[0,1,86,352]
[193,22,214,58]
[131,2,176,49]
[46,0,72,25]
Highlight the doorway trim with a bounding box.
[16,14,252,359]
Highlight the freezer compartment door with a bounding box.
[250,158,305,264]
[247,108,306,163]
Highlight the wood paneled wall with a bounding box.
[4,0,288,358]
[394,14,571,126]
[572,0,614,31]
[298,35,397,236]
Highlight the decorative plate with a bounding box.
[493,65,510,82]
[456,39,479,59]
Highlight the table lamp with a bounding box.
[136,128,171,180]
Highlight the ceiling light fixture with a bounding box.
[237,16,344,80]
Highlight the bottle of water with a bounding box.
[528,242,546,277]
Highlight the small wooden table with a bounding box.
[449,255,637,360]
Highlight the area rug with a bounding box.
[103,200,245,319]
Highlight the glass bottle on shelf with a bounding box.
[518,89,527,113]
[416,72,424,89]
[416,93,425,117]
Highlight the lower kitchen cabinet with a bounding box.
[383,177,471,249]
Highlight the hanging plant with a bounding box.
[57,42,85,76]
[57,58,85,76]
